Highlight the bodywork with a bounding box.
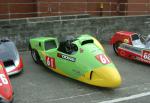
[0,40,23,75]
[0,61,13,103]
[110,31,150,64]
[29,35,122,88]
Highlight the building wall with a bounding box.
[0,0,118,17]
[37,0,119,16]
[0,0,37,19]
[127,0,149,15]
[37,0,88,16]
[10,0,37,18]
[0,0,150,19]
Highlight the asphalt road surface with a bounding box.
[10,44,150,103]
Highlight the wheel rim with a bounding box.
[32,51,37,61]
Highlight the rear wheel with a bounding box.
[113,42,122,55]
[31,49,41,64]
[10,97,14,103]
[28,43,31,50]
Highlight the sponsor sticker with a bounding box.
[142,50,150,61]
[96,54,111,64]
[46,56,56,69]
[80,48,84,53]
[120,50,126,56]
[0,65,2,70]
[72,69,81,75]
[124,39,129,43]
[57,53,76,62]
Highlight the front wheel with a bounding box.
[31,49,41,64]
[113,42,122,55]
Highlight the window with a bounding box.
[132,34,140,41]
[81,39,94,45]
[44,40,57,51]
[132,34,145,48]
[58,41,78,54]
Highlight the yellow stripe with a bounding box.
[92,37,105,52]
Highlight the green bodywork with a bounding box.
[29,35,116,80]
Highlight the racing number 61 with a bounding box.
[46,56,56,69]
[96,54,111,64]
[46,57,51,66]
[0,74,8,85]
[100,54,110,64]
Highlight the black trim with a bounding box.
[81,39,93,45]
[90,71,93,80]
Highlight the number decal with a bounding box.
[46,56,56,69]
[142,50,150,61]
[0,74,8,86]
[46,57,51,66]
[96,54,111,64]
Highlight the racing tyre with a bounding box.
[113,42,122,55]
[10,97,14,103]
[31,49,41,64]
[28,43,31,50]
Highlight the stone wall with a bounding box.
[0,14,149,50]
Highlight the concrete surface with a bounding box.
[10,44,150,103]
[0,15,150,50]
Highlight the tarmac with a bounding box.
[10,44,150,103]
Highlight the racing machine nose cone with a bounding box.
[92,66,122,88]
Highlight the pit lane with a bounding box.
[10,44,150,103]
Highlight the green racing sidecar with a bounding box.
[29,34,122,88]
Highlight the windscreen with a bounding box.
[0,42,19,61]
[45,40,57,51]
[132,34,140,41]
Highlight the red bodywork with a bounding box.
[0,61,13,102]
[118,48,150,64]
[110,31,135,45]
[7,57,24,76]
[110,31,150,64]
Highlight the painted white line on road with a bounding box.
[98,91,150,103]
[48,92,98,102]
[46,83,150,102]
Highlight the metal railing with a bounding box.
[0,1,150,19]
